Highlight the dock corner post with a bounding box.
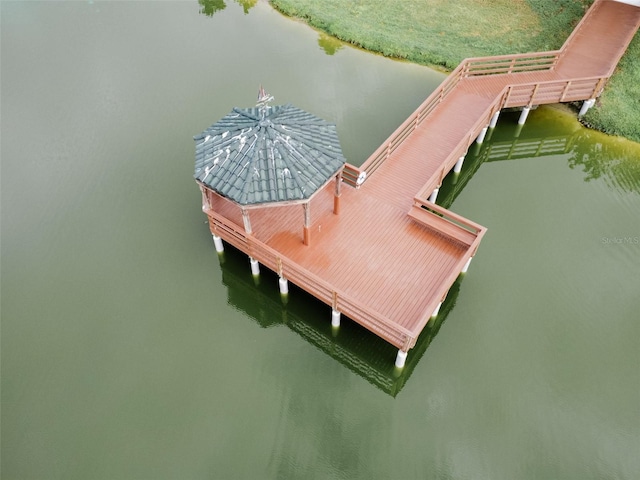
[453,155,465,174]
[489,110,500,129]
[461,256,473,274]
[428,188,439,203]
[212,234,224,253]
[518,106,531,125]
[578,98,596,117]
[395,349,408,369]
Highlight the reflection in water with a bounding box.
[218,244,460,396]
[198,0,256,16]
[438,108,640,208]
[198,0,225,16]
[568,130,640,194]
[318,33,344,55]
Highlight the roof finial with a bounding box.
[257,85,274,110]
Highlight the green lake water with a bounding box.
[2,2,639,479]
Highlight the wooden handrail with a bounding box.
[463,51,560,77]
[356,62,467,183]
[412,196,487,238]
[206,205,417,349]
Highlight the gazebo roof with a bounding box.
[194,103,346,206]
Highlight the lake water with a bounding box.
[2,2,639,479]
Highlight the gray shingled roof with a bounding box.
[194,104,346,206]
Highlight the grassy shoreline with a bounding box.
[270,0,639,143]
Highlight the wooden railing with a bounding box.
[346,1,612,190]
[503,76,606,108]
[342,163,364,188]
[410,197,487,246]
[355,62,467,183]
[205,206,416,350]
[462,51,560,76]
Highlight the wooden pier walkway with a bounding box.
[201,0,640,366]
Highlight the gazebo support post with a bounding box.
[241,208,252,234]
[303,202,311,246]
[333,174,342,215]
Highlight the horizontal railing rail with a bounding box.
[412,197,487,238]
[342,163,365,188]
[462,50,561,77]
[503,76,606,108]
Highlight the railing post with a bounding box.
[503,86,512,108]
[560,81,572,102]
[528,84,540,107]
[592,77,606,99]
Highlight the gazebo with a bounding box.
[194,90,346,246]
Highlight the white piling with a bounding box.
[212,234,224,253]
[432,301,442,318]
[476,126,488,144]
[331,309,341,328]
[461,256,473,274]
[395,350,408,369]
[278,277,289,295]
[250,257,260,276]
[453,156,465,174]
[518,106,531,125]
[428,188,439,203]
[579,98,596,117]
[489,111,500,129]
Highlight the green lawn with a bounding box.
[270,0,639,142]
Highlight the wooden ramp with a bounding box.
[201,0,640,366]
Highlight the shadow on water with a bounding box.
[437,108,640,208]
[217,244,461,397]
[198,0,257,16]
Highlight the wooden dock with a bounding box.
[200,0,640,366]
